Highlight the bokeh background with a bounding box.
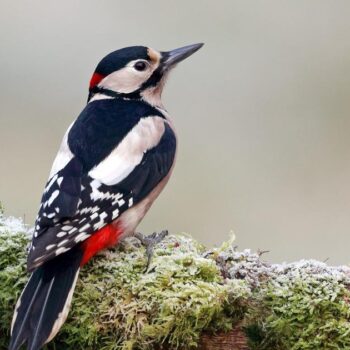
[1,1,350,264]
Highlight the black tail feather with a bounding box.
[9,247,83,350]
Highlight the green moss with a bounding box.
[1,212,350,350]
[58,236,249,349]
[206,239,350,349]
[0,217,249,350]
[246,275,350,350]
[0,215,29,349]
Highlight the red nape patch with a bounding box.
[81,224,122,266]
[89,72,105,89]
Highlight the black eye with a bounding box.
[134,61,147,71]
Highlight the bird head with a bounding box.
[88,43,204,106]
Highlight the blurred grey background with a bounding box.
[1,1,350,264]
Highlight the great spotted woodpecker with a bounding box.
[9,43,203,350]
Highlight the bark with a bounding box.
[199,325,248,350]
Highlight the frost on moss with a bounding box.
[245,261,350,350]
[0,213,249,350]
[1,211,350,350]
[0,212,30,350]
[58,235,249,350]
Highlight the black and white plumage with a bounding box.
[9,43,203,350]
[29,98,176,270]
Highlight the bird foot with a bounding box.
[134,230,168,272]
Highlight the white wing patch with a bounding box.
[49,123,74,178]
[89,116,165,185]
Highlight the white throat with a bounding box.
[140,72,168,108]
[140,86,164,108]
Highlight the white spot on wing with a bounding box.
[48,190,59,206]
[74,232,90,242]
[58,239,69,247]
[93,222,104,230]
[90,188,123,203]
[90,212,98,220]
[45,174,58,193]
[57,231,67,238]
[78,206,99,215]
[55,247,70,255]
[79,223,90,232]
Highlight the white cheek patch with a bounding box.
[99,65,152,94]
[99,58,160,94]
[89,116,165,185]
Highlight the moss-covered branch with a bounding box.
[1,211,350,350]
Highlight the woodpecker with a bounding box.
[9,43,203,350]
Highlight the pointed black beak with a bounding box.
[161,43,204,70]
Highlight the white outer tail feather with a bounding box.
[45,269,80,343]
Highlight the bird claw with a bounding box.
[134,230,168,272]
